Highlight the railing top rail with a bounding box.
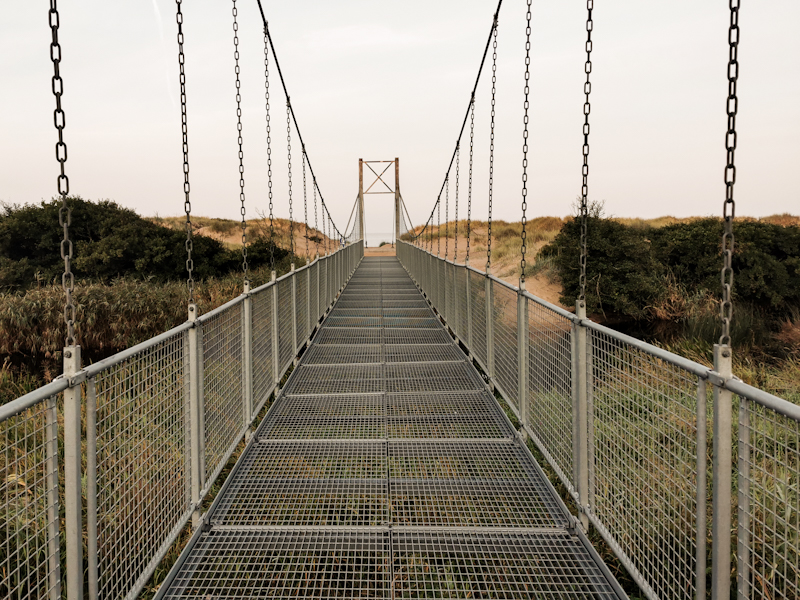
[82,321,195,378]
[0,377,68,421]
[727,378,800,421]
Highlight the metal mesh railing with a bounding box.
[469,269,488,368]
[0,392,61,600]
[738,392,800,600]
[588,327,705,600]
[295,268,309,353]
[92,330,192,599]
[277,278,294,374]
[492,280,519,410]
[526,297,575,495]
[202,302,245,488]
[251,285,275,416]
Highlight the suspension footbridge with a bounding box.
[2,1,798,600]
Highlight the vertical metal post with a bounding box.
[485,273,495,383]
[696,379,708,600]
[86,379,98,600]
[45,393,61,600]
[737,393,750,600]
[394,158,401,244]
[465,264,473,354]
[306,266,312,339]
[271,272,280,389]
[573,301,590,531]
[187,304,203,528]
[291,264,298,360]
[712,344,733,600]
[63,345,83,600]
[358,158,365,246]
[517,283,529,434]
[242,281,253,426]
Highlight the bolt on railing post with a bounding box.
[86,379,98,600]
[63,345,83,600]
[712,344,733,600]
[187,304,204,528]
[271,272,281,391]
[517,283,529,436]
[242,281,253,429]
[573,300,590,532]
[485,272,495,384]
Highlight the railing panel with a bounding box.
[738,394,800,600]
[589,328,703,600]
[277,278,294,373]
[455,265,468,342]
[0,394,61,600]
[491,280,519,409]
[469,269,488,368]
[526,297,575,494]
[93,330,191,599]
[295,269,309,352]
[251,285,274,416]
[318,257,328,320]
[202,303,244,488]
[308,262,318,335]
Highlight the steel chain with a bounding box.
[437,199,441,257]
[49,0,76,346]
[232,0,248,282]
[720,0,740,346]
[467,98,475,264]
[454,143,460,261]
[303,151,309,259]
[175,0,195,305]
[487,23,498,272]
[579,0,594,303]
[445,175,450,259]
[286,101,294,262]
[520,0,532,283]
[313,176,319,256]
[263,25,275,271]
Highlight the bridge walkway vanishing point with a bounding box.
[158,256,625,598]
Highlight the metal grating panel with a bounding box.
[315,327,382,345]
[393,531,618,598]
[325,316,382,327]
[303,344,382,365]
[382,300,428,308]
[214,441,387,526]
[384,328,451,345]
[270,394,385,417]
[388,416,512,440]
[386,362,483,393]
[384,344,464,363]
[163,530,390,599]
[382,308,433,318]
[383,317,440,328]
[284,365,384,395]
[329,307,382,317]
[387,391,499,417]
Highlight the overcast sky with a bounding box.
[1,1,798,245]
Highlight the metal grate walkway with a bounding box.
[161,257,623,598]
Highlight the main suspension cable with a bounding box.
[49,0,76,346]
[720,0,740,346]
[231,0,248,284]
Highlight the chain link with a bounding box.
[303,151,309,259]
[487,23,498,273]
[286,101,294,263]
[445,175,450,259]
[232,0,248,283]
[467,98,475,264]
[720,0,740,346]
[454,143,460,262]
[520,0,532,284]
[174,0,195,305]
[437,198,441,257]
[263,25,275,272]
[579,0,594,303]
[49,0,76,346]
